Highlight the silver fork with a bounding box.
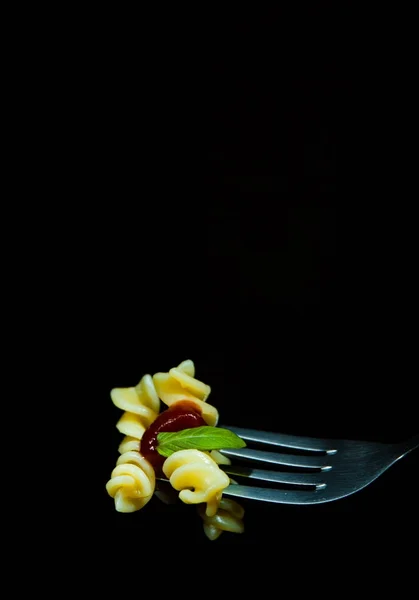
[218,426,419,504]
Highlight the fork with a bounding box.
[218,426,419,504]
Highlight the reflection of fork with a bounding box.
[218,426,419,504]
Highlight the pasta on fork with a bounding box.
[105,360,245,540]
[153,359,219,426]
[163,449,230,517]
[105,375,159,511]
[198,498,245,541]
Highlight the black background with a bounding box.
[77,11,419,545]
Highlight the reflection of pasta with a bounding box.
[153,359,219,426]
[198,498,245,541]
[106,374,159,512]
[163,449,230,517]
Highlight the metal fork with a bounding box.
[218,426,419,504]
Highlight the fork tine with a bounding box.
[223,484,328,504]
[220,447,333,470]
[222,465,327,489]
[222,425,337,453]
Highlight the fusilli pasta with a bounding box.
[198,498,245,541]
[162,449,230,517]
[111,374,160,432]
[106,374,159,512]
[106,360,245,539]
[153,359,219,426]
[208,450,231,465]
[106,448,156,512]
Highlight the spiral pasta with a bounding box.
[162,449,230,517]
[106,374,160,512]
[198,498,245,541]
[153,359,219,426]
[111,374,160,435]
[106,448,156,512]
[207,450,231,466]
[106,360,245,539]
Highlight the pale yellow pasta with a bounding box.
[106,373,159,512]
[106,449,155,512]
[153,359,219,426]
[111,373,160,430]
[208,450,231,465]
[198,498,245,541]
[106,362,244,537]
[116,411,147,440]
[118,435,141,454]
[163,449,230,517]
[111,373,160,460]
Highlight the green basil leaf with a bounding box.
[156,426,246,458]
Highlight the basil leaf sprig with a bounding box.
[156,426,246,458]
